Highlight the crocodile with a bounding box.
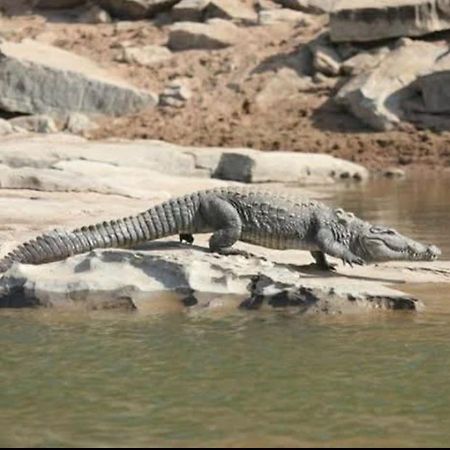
[0,187,441,273]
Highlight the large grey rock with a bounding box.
[1,245,444,313]
[0,118,15,136]
[258,8,313,24]
[336,40,446,131]
[171,0,210,21]
[168,19,242,50]
[205,0,258,23]
[35,0,86,7]
[0,39,157,118]
[97,0,181,19]
[116,45,173,66]
[273,0,336,13]
[0,134,197,175]
[409,53,450,114]
[183,146,368,183]
[331,0,450,43]
[8,115,59,134]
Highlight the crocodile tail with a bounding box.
[0,194,200,272]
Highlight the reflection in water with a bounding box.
[1,177,450,447]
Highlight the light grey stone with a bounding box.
[2,245,443,313]
[171,0,209,21]
[184,146,368,183]
[258,8,313,25]
[0,39,158,118]
[78,4,112,23]
[273,0,336,14]
[0,118,14,136]
[335,40,446,130]
[9,115,59,134]
[35,0,87,7]
[331,0,450,43]
[65,113,98,135]
[117,44,173,66]
[313,44,342,76]
[97,0,181,19]
[168,19,242,50]
[205,0,258,23]
[159,79,192,107]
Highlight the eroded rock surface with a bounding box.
[1,245,443,313]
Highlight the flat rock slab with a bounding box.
[168,19,243,50]
[184,146,368,183]
[97,0,181,19]
[0,39,157,117]
[1,244,444,314]
[330,0,450,42]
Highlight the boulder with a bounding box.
[335,40,446,131]
[204,0,258,23]
[330,0,450,42]
[183,146,368,183]
[0,118,15,136]
[159,79,192,107]
[258,8,313,25]
[65,113,98,135]
[0,245,438,313]
[168,19,242,50]
[340,47,390,75]
[116,45,173,66]
[312,44,341,76]
[0,39,157,118]
[8,115,59,134]
[273,0,336,14]
[171,0,210,21]
[34,0,86,7]
[97,0,181,19]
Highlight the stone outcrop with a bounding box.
[258,8,313,25]
[335,40,447,131]
[0,39,157,118]
[184,146,368,183]
[204,0,258,23]
[97,0,181,19]
[3,245,447,313]
[116,44,173,66]
[274,0,336,14]
[330,0,450,43]
[168,19,242,50]
[171,0,209,21]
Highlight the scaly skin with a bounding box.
[0,187,441,273]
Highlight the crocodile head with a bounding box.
[354,224,441,263]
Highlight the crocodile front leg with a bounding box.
[316,229,364,267]
[310,250,337,271]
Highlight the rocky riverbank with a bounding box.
[0,1,450,170]
[0,134,448,314]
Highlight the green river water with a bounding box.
[1,177,450,447]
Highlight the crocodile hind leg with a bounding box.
[310,250,337,271]
[200,195,244,255]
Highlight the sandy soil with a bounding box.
[2,5,450,172]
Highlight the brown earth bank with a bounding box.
[2,5,450,171]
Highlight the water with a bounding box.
[1,177,450,448]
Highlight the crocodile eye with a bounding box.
[385,230,396,235]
